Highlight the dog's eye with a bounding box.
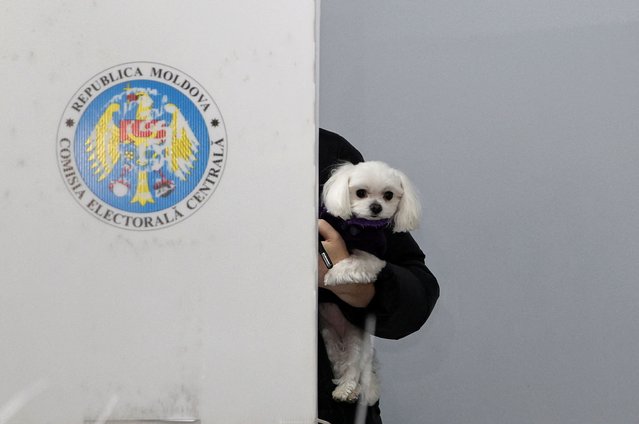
[383,191,394,201]
[356,189,367,198]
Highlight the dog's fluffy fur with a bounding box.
[320,161,421,405]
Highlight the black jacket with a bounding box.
[318,129,440,424]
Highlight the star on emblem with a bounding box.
[65,118,75,127]
[210,118,220,127]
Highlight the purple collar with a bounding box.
[320,207,391,230]
[344,216,391,229]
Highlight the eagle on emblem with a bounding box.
[84,90,199,206]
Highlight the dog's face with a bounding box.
[322,161,421,232]
[347,163,403,220]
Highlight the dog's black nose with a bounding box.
[370,202,382,215]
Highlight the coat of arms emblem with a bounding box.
[57,63,227,230]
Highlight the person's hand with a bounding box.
[318,219,376,307]
[318,219,350,285]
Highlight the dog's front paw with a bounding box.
[324,250,386,285]
[332,380,360,403]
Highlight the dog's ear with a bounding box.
[322,162,355,219]
[393,170,421,232]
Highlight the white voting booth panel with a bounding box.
[0,1,318,423]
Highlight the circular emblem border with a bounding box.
[57,62,227,231]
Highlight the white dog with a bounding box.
[319,161,421,405]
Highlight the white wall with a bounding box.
[0,1,317,423]
[320,1,639,423]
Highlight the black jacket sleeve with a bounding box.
[367,231,438,339]
[319,128,439,340]
[333,230,439,339]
